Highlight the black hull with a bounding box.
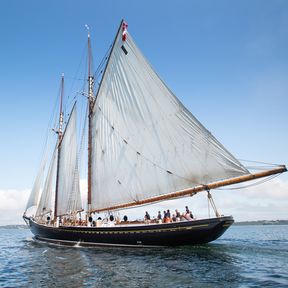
[24,216,233,247]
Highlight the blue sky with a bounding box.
[0,1,287,223]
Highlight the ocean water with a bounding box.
[0,225,287,288]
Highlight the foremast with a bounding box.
[54,73,64,221]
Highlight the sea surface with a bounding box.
[0,225,287,288]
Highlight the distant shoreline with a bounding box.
[234,220,288,226]
[0,224,28,229]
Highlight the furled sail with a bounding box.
[56,104,82,216]
[90,24,249,212]
[25,156,46,211]
[36,147,57,217]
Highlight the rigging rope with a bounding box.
[214,173,281,190]
[65,42,87,110]
[93,44,112,81]
[238,159,280,167]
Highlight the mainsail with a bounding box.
[90,24,249,212]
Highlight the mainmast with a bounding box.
[54,73,65,221]
[86,25,95,214]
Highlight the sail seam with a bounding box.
[95,104,201,185]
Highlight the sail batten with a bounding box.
[90,25,249,212]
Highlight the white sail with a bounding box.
[36,147,57,217]
[25,156,46,211]
[90,27,249,211]
[56,104,82,216]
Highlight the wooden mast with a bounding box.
[54,73,64,221]
[87,26,94,214]
[86,21,123,215]
[93,165,287,213]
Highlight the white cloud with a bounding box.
[1,177,287,225]
[0,189,30,225]
[211,177,288,221]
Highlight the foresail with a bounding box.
[56,104,82,216]
[36,147,57,217]
[91,23,249,212]
[25,156,46,211]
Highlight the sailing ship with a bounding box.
[23,20,287,247]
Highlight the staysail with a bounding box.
[90,22,249,212]
[56,104,82,216]
[34,104,82,218]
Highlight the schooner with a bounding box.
[23,20,287,247]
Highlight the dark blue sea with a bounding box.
[0,225,287,287]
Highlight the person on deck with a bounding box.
[172,214,177,222]
[175,209,181,221]
[164,210,171,223]
[167,209,171,218]
[163,210,168,223]
[185,213,193,221]
[144,211,151,222]
[181,213,188,221]
[185,206,194,219]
